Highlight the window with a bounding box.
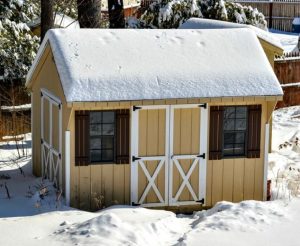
[209,105,261,160]
[75,110,130,166]
[90,111,115,162]
[223,106,247,157]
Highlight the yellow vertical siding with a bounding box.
[29,45,273,211]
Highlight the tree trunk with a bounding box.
[41,0,54,42]
[108,0,125,28]
[77,0,102,28]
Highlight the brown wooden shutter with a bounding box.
[209,106,224,160]
[75,110,90,166]
[247,105,262,158]
[116,109,130,164]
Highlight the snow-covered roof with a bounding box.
[179,18,283,50]
[270,29,299,53]
[26,28,283,102]
[28,13,79,29]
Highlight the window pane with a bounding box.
[90,138,101,149]
[223,106,247,158]
[235,132,245,143]
[224,119,235,130]
[224,132,235,144]
[90,150,101,162]
[101,136,114,149]
[89,111,116,163]
[236,107,247,119]
[102,124,114,135]
[102,112,115,123]
[223,144,234,156]
[235,119,246,130]
[234,144,245,155]
[224,107,235,119]
[90,112,102,124]
[102,149,113,161]
[90,124,101,136]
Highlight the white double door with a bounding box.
[40,88,62,190]
[131,104,208,207]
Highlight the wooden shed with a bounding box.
[26,28,283,212]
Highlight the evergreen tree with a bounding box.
[0,0,39,80]
[127,0,267,30]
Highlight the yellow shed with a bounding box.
[26,28,283,212]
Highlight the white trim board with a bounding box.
[65,131,71,206]
[263,123,270,201]
[41,88,61,105]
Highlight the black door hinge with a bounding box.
[199,103,207,109]
[41,92,43,97]
[133,106,142,111]
[196,198,205,204]
[41,139,43,144]
[197,153,205,159]
[132,156,141,162]
[132,202,141,206]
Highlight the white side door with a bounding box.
[41,88,62,190]
[169,104,207,206]
[131,105,169,207]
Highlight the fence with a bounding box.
[274,52,300,107]
[140,0,300,32]
[0,108,31,140]
[232,0,300,32]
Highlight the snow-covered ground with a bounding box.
[0,107,299,246]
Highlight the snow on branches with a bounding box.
[0,0,39,80]
[128,0,267,30]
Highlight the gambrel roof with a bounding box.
[26,28,283,102]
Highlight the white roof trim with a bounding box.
[26,37,49,87]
